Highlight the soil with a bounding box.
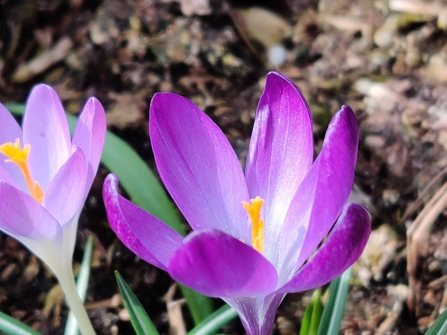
[1,0,447,334]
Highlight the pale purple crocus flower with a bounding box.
[0,84,106,335]
[103,72,371,335]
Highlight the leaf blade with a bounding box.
[317,267,352,335]
[115,271,160,335]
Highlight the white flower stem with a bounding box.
[56,267,96,335]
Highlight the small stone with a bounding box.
[267,44,288,67]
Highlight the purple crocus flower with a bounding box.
[0,84,106,278]
[103,72,371,335]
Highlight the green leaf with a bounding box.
[115,271,160,335]
[179,286,214,325]
[6,103,213,324]
[0,311,43,335]
[317,267,352,335]
[300,289,323,335]
[425,309,447,335]
[2,103,24,115]
[188,305,238,335]
[64,236,94,335]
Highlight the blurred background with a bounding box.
[1,0,447,334]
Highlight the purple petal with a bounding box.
[225,294,285,335]
[72,97,106,195]
[278,105,359,277]
[42,147,87,226]
[0,104,26,190]
[277,203,371,293]
[0,165,19,188]
[23,84,71,189]
[103,174,183,271]
[150,93,249,240]
[244,72,313,263]
[0,104,22,143]
[0,181,61,240]
[168,229,278,298]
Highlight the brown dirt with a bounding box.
[2,0,447,334]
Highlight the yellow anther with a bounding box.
[243,196,265,254]
[0,139,44,203]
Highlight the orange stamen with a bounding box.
[0,139,44,203]
[243,196,265,253]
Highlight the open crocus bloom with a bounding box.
[103,72,371,335]
[0,84,106,277]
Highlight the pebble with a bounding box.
[267,44,287,67]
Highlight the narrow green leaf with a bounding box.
[64,236,94,335]
[425,309,447,335]
[115,271,160,335]
[6,103,213,324]
[0,311,43,335]
[309,289,323,335]
[2,103,24,115]
[317,267,352,335]
[300,294,314,335]
[180,286,214,325]
[300,289,323,335]
[188,305,238,335]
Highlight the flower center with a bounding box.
[243,196,264,254]
[0,139,44,203]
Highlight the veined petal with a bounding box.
[72,97,106,196]
[168,229,277,298]
[225,294,285,335]
[279,106,359,278]
[245,72,313,264]
[23,84,71,189]
[150,93,249,239]
[0,104,26,190]
[103,174,183,271]
[42,146,87,226]
[0,181,61,240]
[277,203,371,293]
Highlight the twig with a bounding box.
[12,36,73,83]
[407,180,447,315]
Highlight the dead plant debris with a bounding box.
[2,0,447,334]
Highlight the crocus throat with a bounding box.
[243,196,265,254]
[0,139,44,203]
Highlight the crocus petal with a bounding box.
[23,84,71,189]
[0,165,19,188]
[225,294,285,335]
[0,104,22,142]
[168,229,278,298]
[103,174,183,271]
[245,72,313,263]
[150,93,249,240]
[277,203,371,293]
[0,104,27,190]
[0,181,61,240]
[279,105,359,277]
[72,97,106,195]
[42,146,87,226]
